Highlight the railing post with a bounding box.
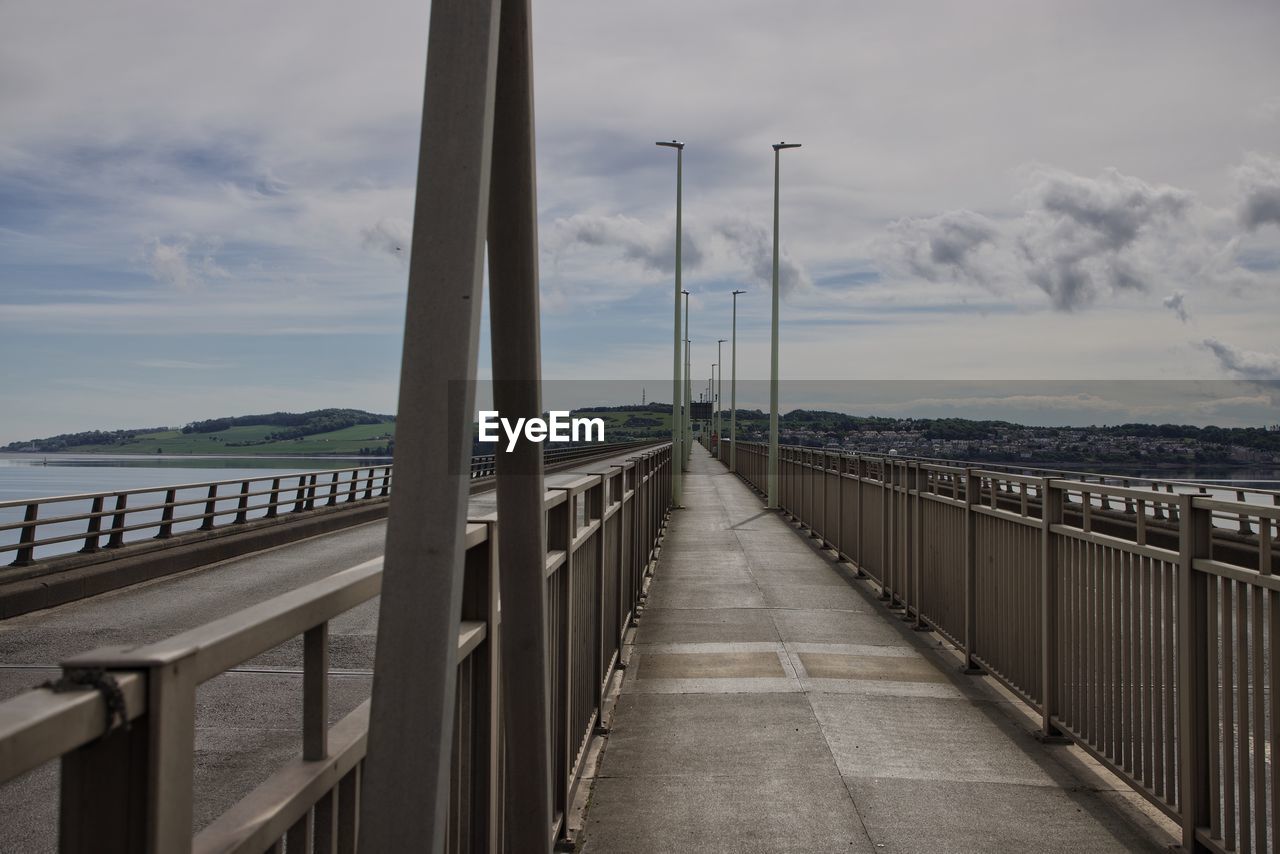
[106,494,129,548]
[81,496,104,553]
[363,469,374,501]
[293,477,307,514]
[1177,494,1213,852]
[61,646,198,854]
[200,485,217,531]
[346,470,358,503]
[156,489,177,538]
[306,475,317,511]
[13,502,38,565]
[380,466,391,497]
[303,622,329,761]
[265,479,281,519]
[234,480,250,524]
[326,472,339,506]
[879,462,892,601]
[1038,478,1069,741]
[962,469,983,673]
[911,463,927,630]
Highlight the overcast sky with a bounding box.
[2,0,1279,443]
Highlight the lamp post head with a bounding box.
[732,289,746,296]
[772,142,802,151]
[655,140,685,150]
[718,338,727,345]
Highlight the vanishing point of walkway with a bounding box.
[581,446,1176,853]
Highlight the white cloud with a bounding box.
[1202,338,1280,380]
[145,237,228,290]
[1235,154,1280,231]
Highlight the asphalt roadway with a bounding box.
[0,450,646,853]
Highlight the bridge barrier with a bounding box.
[0,441,653,567]
[732,441,1277,854]
[0,443,671,853]
[0,441,659,619]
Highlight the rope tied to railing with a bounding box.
[39,667,130,734]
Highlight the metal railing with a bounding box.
[0,444,671,853]
[0,441,654,566]
[733,442,1277,854]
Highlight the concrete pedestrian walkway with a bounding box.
[580,445,1175,853]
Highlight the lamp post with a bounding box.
[768,141,801,509]
[730,290,744,471]
[682,290,691,470]
[710,364,717,453]
[716,339,726,460]
[656,140,685,503]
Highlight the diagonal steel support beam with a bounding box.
[359,0,502,849]
[487,0,554,850]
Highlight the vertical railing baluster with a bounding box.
[1039,478,1068,741]
[14,503,38,565]
[1176,495,1212,851]
[304,622,329,762]
[234,480,250,524]
[962,469,982,673]
[200,485,217,531]
[157,489,177,538]
[266,478,281,519]
[81,496,104,553]
[106,494,128,548]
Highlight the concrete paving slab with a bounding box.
[798,652,949,683]
[634,607,780,644]
[772,608,909,645]
[758,583,870,610]
[602,692,834,779]
[808,691,1055,786]
[583,772,875,854]
[635,650,785,679]
[645,580,766,609]
[845,777,1168,853]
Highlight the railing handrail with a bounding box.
[1,440,661,565]
[0,440,651,510]
[752,440,1280,500]
[0,463,390,510]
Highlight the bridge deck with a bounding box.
[581,446,1175,853]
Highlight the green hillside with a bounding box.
[5,409,396,456]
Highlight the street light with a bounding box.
[710,363,717,452]
[682,291,691,470]
[656,140,685,503]
[716,339,726,460]
[768,141,801,509]
[730,290,745,472]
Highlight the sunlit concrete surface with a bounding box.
[580,446,1179,854]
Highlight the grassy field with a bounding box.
[55,422,395,456]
